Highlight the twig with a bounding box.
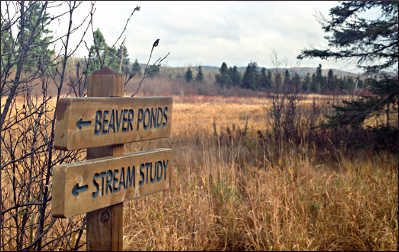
[131,40,170,97]
[111,5,140,49]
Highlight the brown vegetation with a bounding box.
[2,83,397,251]
[120,95,397,250]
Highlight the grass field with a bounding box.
[121,95,398,250]
[1,94,397,250]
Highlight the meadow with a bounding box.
[121,95,398,250]
[1,94,397,250]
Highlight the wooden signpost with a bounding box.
[52,148,172,218]
[54,96,172,150]
[51,67,173,250]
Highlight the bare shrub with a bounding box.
[0,1,150,250]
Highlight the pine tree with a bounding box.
[274,72,282,93]
[117,44,130,75]
[292,72,301,93]
[327,69,335,91]
[146,65,160,78]
[283,69,291,92]
[131,59,141,76]
[87,28,128,74]
[356,77,364,89]
[298,1,398,128]
[215,62,232,87]
[16,1,54,74]
[259,67,271,90]
[220,62,228,74]
[185,67,193,82]
[315,64,323,93]
[229,66,241,86]
[195,66,204,82]
[303,73,310,93]
[267,70,273,90]
[1,22,15,70]
[310,73,319,93]
[241,62,258,90]
[88,29,107,73]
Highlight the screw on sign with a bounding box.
[51,67,173,251]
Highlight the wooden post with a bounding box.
[86,67,124,251]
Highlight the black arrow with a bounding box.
[72,183,88,197]
[76,118,91,130]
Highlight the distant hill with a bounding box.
[72,57,392,80]
[159,65,363,79]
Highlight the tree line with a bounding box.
[209,62,371,94]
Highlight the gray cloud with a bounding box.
[65,1,362,73]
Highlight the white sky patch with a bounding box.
[42,1,369,73]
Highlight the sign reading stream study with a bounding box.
[52,148,172,218]
[54,97,172,150]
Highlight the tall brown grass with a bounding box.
[2,95,397,250]
[122,95,398,250]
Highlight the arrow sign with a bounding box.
[72,183,88,196]
[52,148,172,218]
[76,118,91,130]
[54,97,173,150]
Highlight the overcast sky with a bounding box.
[54,1,364,73]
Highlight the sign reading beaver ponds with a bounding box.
[54,97,172,150]
[51,67,174,250]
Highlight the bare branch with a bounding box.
[131,40,169,97]
[111,5,140,49]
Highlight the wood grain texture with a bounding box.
[53,97,173,150]
[51,148,173,218]
[51,68,174,250]
[86,68,124,251]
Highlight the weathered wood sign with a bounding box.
[54,97,172,150]
[51,67,174,250]
[52,148,172,218]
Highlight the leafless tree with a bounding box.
[0,1,163,250]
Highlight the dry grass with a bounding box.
[1,95,397,250]
[121,95,398,251]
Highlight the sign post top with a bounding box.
[87,67,123,97]
[92,66,119,75]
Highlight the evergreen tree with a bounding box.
[16,1,54,74]
[241,62,258,90]
[292,72,301,93]
[88,29,107,73]
[220,62,228,74]
[267,70,273,90]
[229,66,241,86]
[117,44,130,75]
[145,65,160,78]
[310,73,319,93]
[315,64,323,93]
[87,28,128,74]
[337,77,345,92]
[1,26,13,68]
[195,66,204,82]
[259,67,271,90]
[298,1,398,128]
[274,72,282,93]
[346,77,355,93]
[185,67,193,82]
[131,59,141,76]
[283,69,291,92]
[215,62,232,87]
[356,77,364,89]
[303,73,310,92]
[327,69,335,91]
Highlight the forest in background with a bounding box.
[1,1,397,250]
